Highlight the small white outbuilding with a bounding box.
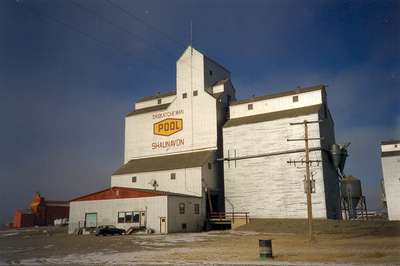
[68,187,204,234]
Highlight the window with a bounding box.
[194,204,200,214]
[133,213,140,223]
[209,70,213,76]
[125,211,133,222]
[118,211,140,223]
[193,90,198,96]
[157,99,162,104]
[395,144,398,148]
[182,223,187,230]
[170,173,176,180]
[182,93,187,99]
[179,203,185,214]
[132,176,137,183]
[293,95,299,102]
[248,103,253,110]
[118,212,125,223]
[208,163,212,170]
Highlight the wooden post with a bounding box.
[304,121,314,241]
[287,120,322,242]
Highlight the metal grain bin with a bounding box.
[341,175,362,218]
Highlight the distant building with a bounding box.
[13,192,69,228]
[380,140,400,221]
[68,46,340,234]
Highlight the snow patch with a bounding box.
[0,232,19,237]
[17,248,193,265]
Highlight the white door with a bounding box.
[140,211,146,227]
[160,217,167,234]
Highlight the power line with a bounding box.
[104,0,186,48]
[99,0,204,75]
[70,0,178,60]
[69,0,203,75]
[17,2,171,73]
[16,2,205,92]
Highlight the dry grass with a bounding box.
[0,220,399,265]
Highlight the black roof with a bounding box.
[230,85,325,106]
[113,150,214,175]
[224,104,321,128]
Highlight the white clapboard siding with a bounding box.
[381,142,400,221]
[223,113,330,218]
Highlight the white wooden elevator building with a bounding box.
[68,46,340,234]
[380,140,400,221]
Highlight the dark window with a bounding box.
[395,144,398,148]
[179,203,185,214]
[248,104,253,110]
[182,223,187,230]
[132,176,137,183]
[209,70,213,76]
[157,99,162,104]
[293,95,299,102]
[118,212,125,223]
[182,93,187,99]
[194,204,200,214]
[208,163,212,170]
[170,173,176,180]
[125,212,133,223]
[193,90,198,96]
[132,213,140,223]
[118,211,140,223]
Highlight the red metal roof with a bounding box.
[70,187,165,202]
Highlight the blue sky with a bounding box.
[0,0,399,224]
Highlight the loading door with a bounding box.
[85,213,97,228]
[160,217,167,234]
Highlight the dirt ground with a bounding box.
[0,219,399,265]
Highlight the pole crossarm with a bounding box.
[217,147,323,162]
[290,120,323,125]
[287,159,322,164]
[287,137,324,141]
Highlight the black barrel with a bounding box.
[259,239,272,259]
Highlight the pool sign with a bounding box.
[153,118,183,136]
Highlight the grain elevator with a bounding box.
[68,46,341,234]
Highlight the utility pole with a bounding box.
[287,120,323,241]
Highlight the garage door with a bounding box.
[85,213,97,228]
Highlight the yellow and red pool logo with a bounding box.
[153,118,183,136]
